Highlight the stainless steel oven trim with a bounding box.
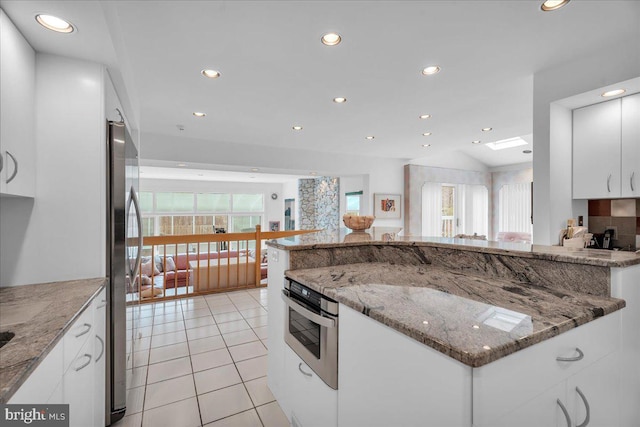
[282,288,339,390]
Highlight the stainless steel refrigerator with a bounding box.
[106,120,141,425]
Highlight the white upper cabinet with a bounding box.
[573,93,640,199]
[621,93,640,197]
[0,9,36,198]
[572,99,622,199]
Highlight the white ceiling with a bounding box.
[1,0,639,173]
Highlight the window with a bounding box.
[140,191,264,236]
[422,183,488,238]
[498,183,532,235]
[345,191,362,215]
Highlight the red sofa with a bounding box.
[150,250,267,288]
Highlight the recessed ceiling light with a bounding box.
[422,144,431,148]
[333,97,347,103]
[310,172,317,176]
[177,163,187,167]
[540,0,570,12]
[421,66,441,76]
[601,89,625,97]
[35,14,74,33]
[481,127,493,132]
[193,112,206,117]
[365,136,375,140]
[523,149,533,154]
[201,69,221,79]
[292,125,303,131]
[251,168,259,172]
[422,132,432,136]
[486,137,528,150]
[419,114,432,119]
[472,140,482,144]
[321,32,341,46]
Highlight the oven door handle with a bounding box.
[281,291,336,328]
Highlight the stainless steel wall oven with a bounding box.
[282,278,339,390]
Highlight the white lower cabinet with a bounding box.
[266,248,288,410]
[284,345,338,427]
[7,288,106,427]
[473,311,621,427]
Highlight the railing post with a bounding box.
[255,225,262,286]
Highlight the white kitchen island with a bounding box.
[266,229,640,427]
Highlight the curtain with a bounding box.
[470,185,488,236]
[499,183,532,234]
[422,182,442,236]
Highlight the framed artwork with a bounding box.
[374,194,401,219]
[269,221,280,232]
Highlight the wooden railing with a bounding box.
[127,225,317,304]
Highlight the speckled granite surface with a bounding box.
[285,263,625,367]
[267,228,640,268]
[0,278,106,403]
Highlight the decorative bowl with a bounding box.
[342,214,375,231]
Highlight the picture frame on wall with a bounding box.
[374,194,401,219]
[269,221,280,232]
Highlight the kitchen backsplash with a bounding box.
[588,198,640,250]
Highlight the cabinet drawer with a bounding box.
[63,305,94,372]
[473,311,621,425]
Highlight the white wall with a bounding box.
[140,178,285,231]
[1,54,106,286]
[140,132,405,229]
[533,38,640,245]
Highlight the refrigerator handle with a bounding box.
[130,187,144,280]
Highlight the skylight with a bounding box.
[485,137,528,151]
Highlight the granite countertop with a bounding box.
[285,263,625,367]
[0,278,107,403]
[267,228,640,268]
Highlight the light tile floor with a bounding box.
[113,289,289,427]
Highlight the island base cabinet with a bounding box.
[283,345,338,427]
[485,352,620,427]
[338,304,472,427]
[266,248,288,407]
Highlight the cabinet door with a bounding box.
[486,382,566,427]
[64,336,95,427]
[93,289,107,427]
[0,10,36,197]
[283,345,338,427]
[573,99,622,199]
[266,248,288,406]
[621,93,640,197]
[566,352,620,427]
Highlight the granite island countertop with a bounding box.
[267,228,640,268]
[285,263,625,367]
[0,278,107,403]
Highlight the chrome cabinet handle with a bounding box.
[75,323,92,338]
[96,335,105,362]
[5,151,18,184]
[631,172,636,192]
[74,354,92,371]
[281,291,336,328]
[576,387,591,427]
[557,399,572,427]
[97,298,107,309]
[556,347,584,362]
[606,174,612,193]
[298,363,312,378]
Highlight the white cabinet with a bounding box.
[266,247,288,409]
[572,93,640,199]
[8,288,107,427]
[572,99,621,199]
[473,311,621,427]
[283,345,338,427]
[338,304,472,427]
[0,9,36,198]
[621,93,640,197]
